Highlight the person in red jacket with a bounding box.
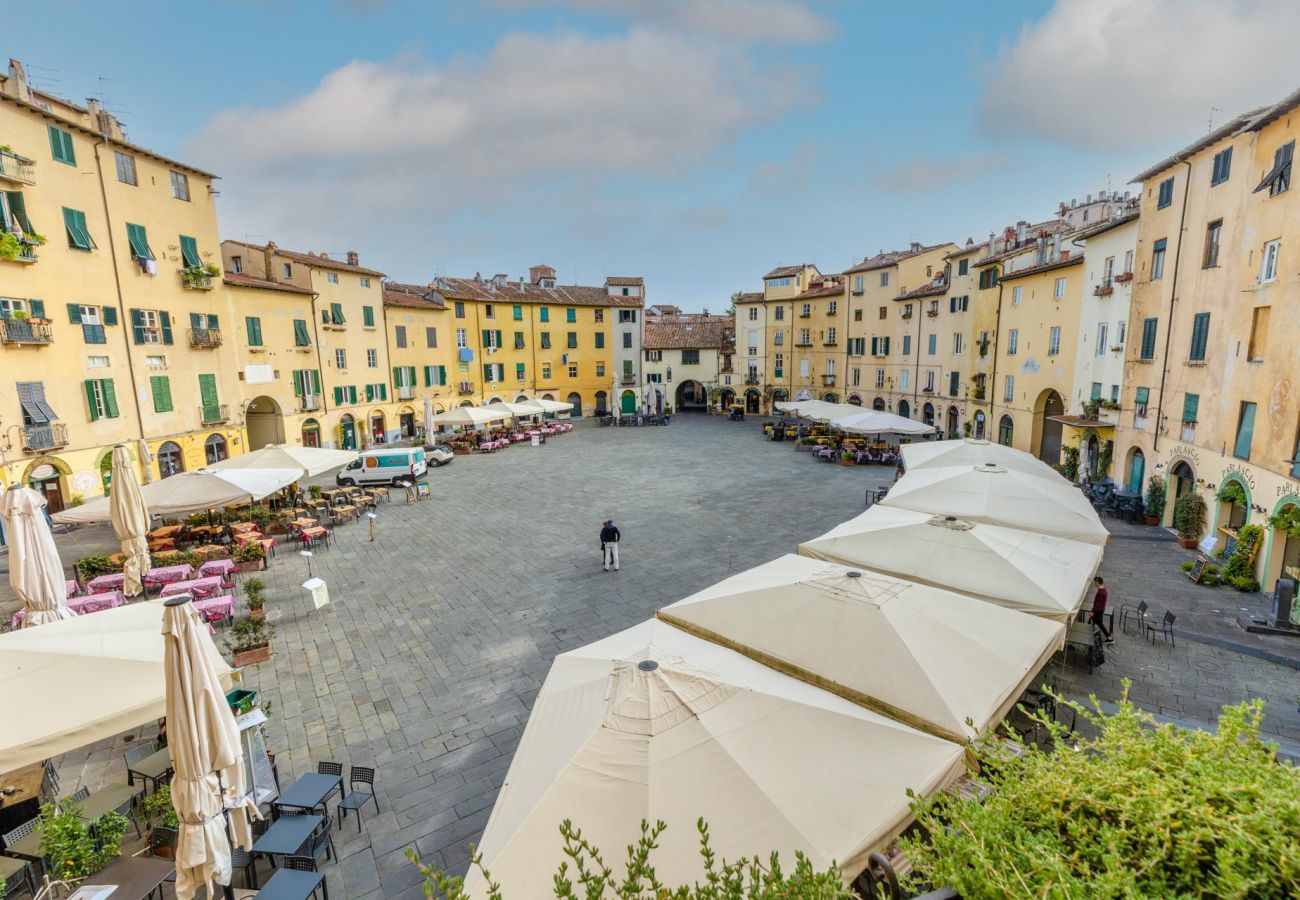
[1089,576,1114,643]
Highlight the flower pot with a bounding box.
[237,560,265,573]
[840,458,854,466]
[1144,515,1160,526]
[1178,536,1198,549]
[249,607,265,622]
[232,644,271,667]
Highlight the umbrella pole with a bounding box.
[214,772,238,900]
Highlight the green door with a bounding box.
[620,390,637,414]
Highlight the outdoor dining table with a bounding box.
[198,557,237,580]
[290,517,318,529]
[256,867,327,900]
[87,572,127,593]
[10,589,126,628]
[192,594,235,624]
[125,746,173,791]
[334,504,357,521]
[81,854,174,900]
[252,813,324,885]
[230,522,260,533]
[65,579,80,598]
[273,773,340,815]
[148,524,184,539]
[300,526,332,548]
[144,563,195,589]
[234,531,264,545]
[367,486,389,502]
[71,783,141,824]
[160,576,225,599]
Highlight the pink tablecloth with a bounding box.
[198,559,236,580]
[87,572,126,593]
[161,576,225,599]
[65,579,80,598]
[11,590,126,627]
[144,564,195,588]
[192,594,234,622]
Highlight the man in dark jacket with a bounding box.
[600,519,621,572]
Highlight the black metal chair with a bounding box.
[317,761,344,809]
[308,816,336,865]
[42,759,61,799]
[112,794,143,838]
[1119,599,1148,634]
[0,855,35,899]
[1146,610,1177,646]
[123,742,157,788]
[284,855,330,900]
[67,785,90,805]
[337,766,378,832]
[230,818,268,887]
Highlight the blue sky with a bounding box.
[12,1,1295,309]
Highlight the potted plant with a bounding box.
[75,554,123,580]
[244,578,266,621]
[308,484,324,499]
[143,785,180,858]
[1216,481,1248,508]
[1144,475,1166,526]
[1221,523,1263,592]
[227,618,274,666]
[1172,493,1207,549]
[839,449,856,466]
[234,541,266,572]
[1268,504,1300,537]
[1061,447,1080,481]
[39,801,129,882]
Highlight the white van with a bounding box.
[336,447,427,486]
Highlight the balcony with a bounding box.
[744,375,760,385]
[1094,284,1114,297]
[397,386,416,400]
[1,238,38,263]
[181,270,215,291]
[0,318,53,344]
[188,328,223,349]
[1113,272,1133,284]
[0,150,36,185]
[458,382,476,396]
[621,374,637,385]
[794,340,812,348]
[299,394,321,412]
[823,339,838,347]
[901,310,913,319]
[199,403,229,425]
[798,312,811,318]
[21,422,67,451]
[821,374,836,386]
[926,309,939,317]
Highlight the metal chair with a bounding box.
[1145,610,1177,646]
[1119,599,1148,634]
[230,818,268,887]
[67,785,90,805]
[317,761,344,809]
[0,855,36,899]
[308,816,336,864]
[42,759,61,798]
[284,855,330,900]
[112,795,143,839]
[336,766,378,832]
[123,742,158,788]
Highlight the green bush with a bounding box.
[76,555,121,579]
[1267,504,1300,537]
[1227,574,1261,593]
[1216,481,1248,506]
[900,684,1300,898]
[407,819,855,899]
[1180,560,1195,573]
[1061,447,1080,481]
[143,784,179,829]
[1173,492,1207,539]
[234,541,266,563]
[40,802,128,880]
[1144,475,1167,522]
[1222,524,1263,589]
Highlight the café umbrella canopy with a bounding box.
[432,405,514,428]
[109,444,150,597]
[798,505,1103,623]
[52,469,299,525]
[206,444,357,477]
[494,399,546,418]
[829,409,935,436]
[529,397,575,414]
[880,463,1108,545]
[0,598,232,771]
[163,596,256,900]
[0,486,75,628]
[466,618,965,895]
[657,554,1065,742]
[901,438,1063,481]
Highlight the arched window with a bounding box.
[998,415,1014,446]
[922,402,935,426]
[872,397,886,411]
[302,418,321,448]
[157,441,184,479]
[897,400,910,419]
[204,433,228,465]
[566,392,583,416]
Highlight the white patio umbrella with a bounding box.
[901,438,1063,481]
[880,462,1108,545]
[162,596,256,900]
[467,618,965,895]
[0,486,75,628]
[0,598,232,771]
[529,398,574,414]
[494,400,545,418]
[423,396,435,439]
[657,554,1065,742]
[830,409,935,436]
[433,405,514,427]
[206,444,357,477]
[108,444,150,598]
[799,505,1103,623]
[52,469,300,525]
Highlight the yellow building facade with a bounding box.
[383,282,460,432]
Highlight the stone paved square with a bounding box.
[23,415,1300,898]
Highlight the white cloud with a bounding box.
[494,0,833,43]
[980,0,1300,148]
[873,153,1007,193]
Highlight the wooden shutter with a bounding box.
[437,365,446,386]
[293,319,310,345]
[159,311,173,344]
[362,306,374,327]
[102,306,117,326]
[85,380,99,422]
[102,379,119,418]
[334,386,343,405]
[1182,393,1199,422]
[246,316,262,346]
[130,309,145,344]
[179,235,201,268]
[207,314,219,330]
[67,303,83,324]
[1134,387,1150,405]
[84,323,106,344]
[312,370,321,394]
[292,370,303,397]
[1140,318,1157,358]
[392,367,401,389]
[150,376,173,413]
[198,373,218,415]
[1189,313,1210,360]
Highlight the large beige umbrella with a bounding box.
[529,398,574,414]
[433,405,513,427]
[162,596,256,900]
[0,486,75,628]
[52,469,299,525]
[880,462,1108,545]
[108,445,150,598]
[799,505,1103,623]
[657,554,1064,742]
[206,444,357,477]
[901,438,1063,481]
[0,599,232,771]
[829,409,935,435]
[467,618,965,895]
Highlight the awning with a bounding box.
[1049,415,1115,432]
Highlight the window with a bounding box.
[514,330,525,350]
[426,326,437,348]
[1091,382,1102,401]
[774,307,784,321]
[456,327,467,348]
[327,272,339,284]
[853,275,864,292]
[622,332,632,348]
[231,255,243,274]
[1157,176,1174,209]
[361,277,370,288]
[799,329,810,345]
[517,362,526,381]
[774,330,784,346]
[114,151,137,185]
[927,334,936,355]
[246,316,264,347]
[146,355,166,369]
[484,329,503,350]
[900,369,909,390]
[952,332,963,355]
[801,359,810,377]
[566,308,576,323]
[48,126,75,165]
[998,415,1013,446]
[958,259,969,276]
[541,332,552,350]
[362,306,375,327]
[826,327,837,345]
[646,350,662,362]
[149,375,173,413]
[1256,140,1294,196]
[1124,249,1134,274]
[83,378,119,421]
[878,307,887,320]
[566,332,577,349]
[1096,323,1108,356]
[130,308,171,344]
[1103,256,1115,286]
[828,300,838,315]
[326,303,345,326]
[924,370,935,392]
[1133,386,1150,421]
[484,304,495,320]
[1203,220,1222,268]
[879,271,889,287]
[455,301,466,318]
[1007,329,1019,355]
[595,332,605,349]
[169,171,190,201]
[1117,321,1126,345]
[1011,286,1022,306]
[876,369,885,389]
[62,208,95,251]
[1054,277,1066,299]
[87,355,109,368]
[336,348,347,369]
[949,371,960,397]
[1004,375,1015,403]
[394,325,407,348]
[596,362,605,377]
[773,353,784,378]
[682,348,700,365]
[1234,402,1257,460]
[1151,238,1167,280]
[292,319,311,346]
[542,363,552,380]
[513,304,523,321]
[568,364,578,378]
[619,309,637,323]
[978,268,997,289]
[848,337,864,356]
[1048,326,1061,356]
[282,262,292,278]
[125,223,154,260]
[1211,147,1232,185]
[801,303,811,317]
[1248,306,1270,361]
[1139,317,1159,361]
[1260,239,1280,282]
[179,235,202,269]
[748,307,758,321]
[901,335,911,355]
[854,309,863,322]
[1188,312,1210,361]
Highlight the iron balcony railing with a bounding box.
[0,150,36,185]
[0,318,53,344]
[299,394,321,412]
[200,403,229,424]
[188,328,223,348]
[21,422,67,450]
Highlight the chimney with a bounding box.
[7,58,31,103]
[346,250,359,266]
[1051,234,1061,259]
[264,241,277,281]
[1036,234,1047,265]
[474,271,482,283]
[987,231,995,256]
[910,242,922,252]
[1015,220,1027,244]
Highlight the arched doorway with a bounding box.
[302,418,321,448]
[515,395,530,403]
[822,393,839,403]
[946,406,959,438]
[620,390,637,414]
[771,388,788,407]
[719,387,735,410]
[897,400,910,419]
[23,457,70,514]
[675,380,706,411]
[973,410,986,440]
[566,392,583,417]
[399,406,416,438]
[157,441,184,479]
[922,403,935,426]
[204,433,228,465]
[847,394,863,406]
[459,400,474,407]
[1214,475,1250,541]
[1264,496,1300,590]
[594,391,608,416]
[1032,389,1065,464]
[368,409,386,444]
[1125,448,1145,494]
[872,397,886,411]
[542,393,555,400]
[338,414,357,450]
[744,388,760,413]
[998,415,1014,446]
[245,396,284,451]
[488,397,504,404]
[98,449,114,494]
[1085,434,1100,480]
[1170,460,1195,506]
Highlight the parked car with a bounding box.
[337,447,428,486]
[423,444,454,466]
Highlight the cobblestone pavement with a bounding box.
[11,416,1300,898]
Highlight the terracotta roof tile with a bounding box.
[383,282,446,310]
[895,273,949,300]
[644,314,733,350]
[793,278,846,300]
[735,292,764,304]
[430,276,643,308]
[605,276,644,286]
[763,264,807,279]
[223,271,314,296]
[997,253,1084,281]
[223,240,387,277]
[843,242,952,274]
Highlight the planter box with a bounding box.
[1144,515,1160,526]
[1178,536,1199,549]
[249,607,266,622]
[237,560,265,573]
[232,644,271,667]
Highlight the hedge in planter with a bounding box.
[1221,523,1263,592]
[1172,492,1207,543]
[39,802,129,881]
[234,541,266,571]
[1144,475,1167,524]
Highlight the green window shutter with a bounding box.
[179,235,201,268]
[1134,387,1150,405]
[5,191,33,234]
[438,365,446,386]
[540,308,549,322]
[1234,403,1257,459]
[292,370,303,397]
[331,303,345,325]
[83,323,106,344]
[159,311,173,344]
[207,314,219,330]
[483,363,491,382]
[1140,318,1157,359]
[481,329,491,347]
[516,363,525,379]
[150,376,173,413]
[102,306,117,326]
[67,303,82,324]
[63,207,92,251]
[566,308,576,322]
[350,386,358,404]
[423,366,432,387]
[190,312,205,330]
[380,383,388,400]
[363,306,374,327]
[494,330,502,348]
[131,309,145,344]
[246,316,262,346]
[595,332,604,348]
[293,319,310,345]
[198,373,218,410]
[392,367,401,388]
[1189,312,1210,361]
[84,380,99,422]
[49,126,75,164]
[73,209,94,249]
[1182,393,1199,422]
[334,386,343,405]
[513,305,522,321]
[312,370,321,394]
[101,379,119,418]
[126,223,153,260]
[366,384,374,401]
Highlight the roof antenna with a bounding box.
[1208,106,1223,132]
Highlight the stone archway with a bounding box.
[338,414,358,450]
[744,388,760,413]
[157,441,185,480]
[1263,495,1300,592]
[1032,389,1065,464]
[22,456,71,514]
[302,418,322,448]
[973,410,986,440]
[399,405,417,438]
[620,389,637,415]
[872,397,886,411]
[897,400,910,419]
[566,392,583,416]
[822,392,839,403]
[675,380,707,412]
[998,414,1014,447]
[204,433,229,465]
[368,409,387,445]
[1125,447,1145,494]
[245,395,284,451]
[847,394,863,406]
[595,390,609,416]
[946,406,959,438]
[922,402,935,426]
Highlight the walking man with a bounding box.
[1089,576,1114,643]
[600,519,621,572]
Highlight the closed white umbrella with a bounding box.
[53,469,299,525]
[467,618,964,895]
[881,463,1108,545]
[830,409,935,435]
[901,438,1063,481]
[0,486,75,628]
[108,445,150,598]
[162,596,256,900]
[206,444,357,477]
[658,554,1065,741]
[433,405,514,427]
[423,396,435,439]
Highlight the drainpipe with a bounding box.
[1153,160,1194,455]
[988,269,1006,431]
[911,300,922,414]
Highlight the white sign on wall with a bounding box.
[244,364,274,384]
